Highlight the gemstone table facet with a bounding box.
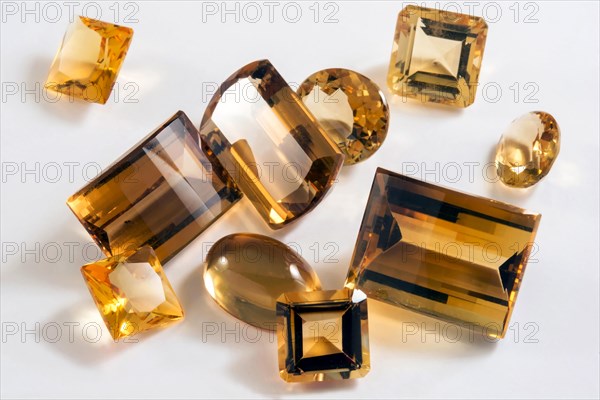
[277,289,370,382]
[345,169,541,338]
[45,16,133,104]
[200,60,344,229]
[387,6,488,107]
[67,111,242,264]
[204,233,321,330]
[297,68,389,165]
[81,246,184,340]
[495,111,561,188]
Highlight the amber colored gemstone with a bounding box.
[67,111,242,264]
[81,246,184,340]
[204,233,321,330]
[297,68,389,165]
[200,60,344,229]
[387,6,488,107]
[277,288,369,382]
[45,16,133,104]
[345,168,541,338]
[495,111,561,188]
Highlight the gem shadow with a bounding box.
[230,344,359,396]
[368,300,499,354]
[42,302,150,366]
[1,220,100,292]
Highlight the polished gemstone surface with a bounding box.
[45,16,133,104]
[204,233,321,330]
[297,68,389,165]
[200,60,344,229]
[387,6,488,107]
[81,246,184,340]
[277,289,369,382]
[67,111,241,264]
[345,169,541,338]
[496,111,561,188]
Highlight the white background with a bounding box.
[1,1,599,398]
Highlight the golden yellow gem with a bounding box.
[496,111,561,188]
[387,6,488,107]
[297,68,389,165]
[45,16,133,104]
[204,233,321,330]
[81,246,184,340]
[277,289,370,382]
[200,60,344,229]
[346,169,541,339]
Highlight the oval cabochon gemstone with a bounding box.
[297,68,389,165]
[495,111,560,188]
[204,233,321,330]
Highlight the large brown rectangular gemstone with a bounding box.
[346,168,541,338]
[67,111,242,263]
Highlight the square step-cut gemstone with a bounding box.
[81,246,184,340]
[45,16,133,104]
[387,6,488,107]
[200,60,344,229]
[346,169,540,338]
[67,111,242,264]
[276,289,369,382]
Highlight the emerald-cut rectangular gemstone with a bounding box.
[345,168,541,338]
[67,111,242,263]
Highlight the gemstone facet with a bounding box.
[277,289,369,382]
[200,60,344,229]
[297,68,389,165]
[345,169,541,338]
[495,111,561,188]
[67,111,242,264]
[387,6,488,107]
[204,233,321,330]
[45,16,133,104]
[81,246,184,340]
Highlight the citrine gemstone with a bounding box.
[345,169,541,338]
[200,60,344,229]
[387,6,488,107]
[67,111,241,264]
[45,16,133,104]
[277,289,369,382]
[297,68,389,165]
[81,246,184,340]
[495,111,561,188]
[204,233,321,330]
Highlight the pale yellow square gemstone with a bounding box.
[387,6,488,107]
[45,16,133,104]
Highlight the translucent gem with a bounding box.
[200,60,344,229]
[204,233,321,330]
[80,246,184,340]
[345,168,541,338]
[297,68,389,165]
[67,111,242,264]
[387,6,488,107]
[495,111,561,188]
[277,288,370,382]
[45,16,133,104]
